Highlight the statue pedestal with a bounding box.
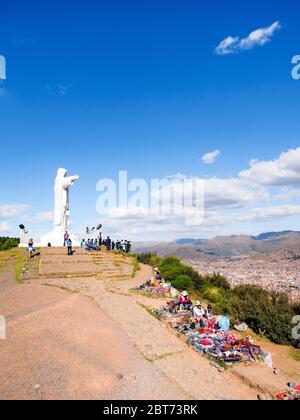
[19,242,28,248]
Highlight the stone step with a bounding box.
[96,269,122,273]
[99,275,132,281]
[23,272,101,280]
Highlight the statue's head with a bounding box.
[57,168,67,177]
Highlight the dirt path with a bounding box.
[20,249,258,400]
[0,249,259,400]
[0,269,185,400]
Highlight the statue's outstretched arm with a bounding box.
[62,175,79,189]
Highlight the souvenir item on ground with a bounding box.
[153,302,265,366]
[132,282,172,297]
[234,322,248,332]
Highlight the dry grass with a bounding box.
[131,255,140,278]
[289,348,300,362]
[0,248,26,282]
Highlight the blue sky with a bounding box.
[1,0,300,241]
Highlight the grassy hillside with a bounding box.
[0,237,19,251]
[136,252,300,348]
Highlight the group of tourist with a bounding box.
[25,231,132,257]
[115,239,132,253]
[80,238,101,251]
[80,236,132,253]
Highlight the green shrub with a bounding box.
[202,287,224,304]
[136,252,300,348]
[161,266,186,282]
[229,285,297,346]
[293,302,300,315]
[172,275,192,291]
[136,253,161,267]
[0,237,19,251]
[159,256,181,271]
[181,265,203,284]
[208,273,230,290]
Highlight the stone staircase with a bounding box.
[21,247,133,284]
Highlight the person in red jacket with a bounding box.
[179,291,193,310]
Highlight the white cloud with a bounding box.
[20,211,54,225]
[166,173,188,180]
[272,187,300,201]
[235,205,300,223]
[35,212,54,222]
[0,204,29,219]
[4,148,296,242]
[91,202,300,242]
[93,175,270,241]
[215,36,240,56]
[201,150,221,164]
[0,204,29,236]
[90,147,300,241]
[0,221,13,233]
[151,177,268,211]
[240,148,300,187]
[58,84,68,96]
[188,204,300,227]
[204,178,268,210]
[215,21,281,55]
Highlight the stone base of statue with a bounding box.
[40,229,80,247]
[19,242,28,248]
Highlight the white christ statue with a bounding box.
[40,168,79,247]
[54,168,79,235]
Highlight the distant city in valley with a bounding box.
[134,231,300,301]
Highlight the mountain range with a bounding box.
[133,231,300,260]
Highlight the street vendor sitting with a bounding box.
[204,304,213,320]
[203,304,219,329]
[154,267,162,280]
[193,300,206,326]
[179,291,193,310]
[155,271,162,281]
[150,267,163,286]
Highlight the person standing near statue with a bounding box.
[27,238,36,258]
[106,236,111,251]
[64,231,69,246]
[67,238,73,255]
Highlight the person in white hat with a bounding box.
[179,290,192,310]
[193,300,205,326]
